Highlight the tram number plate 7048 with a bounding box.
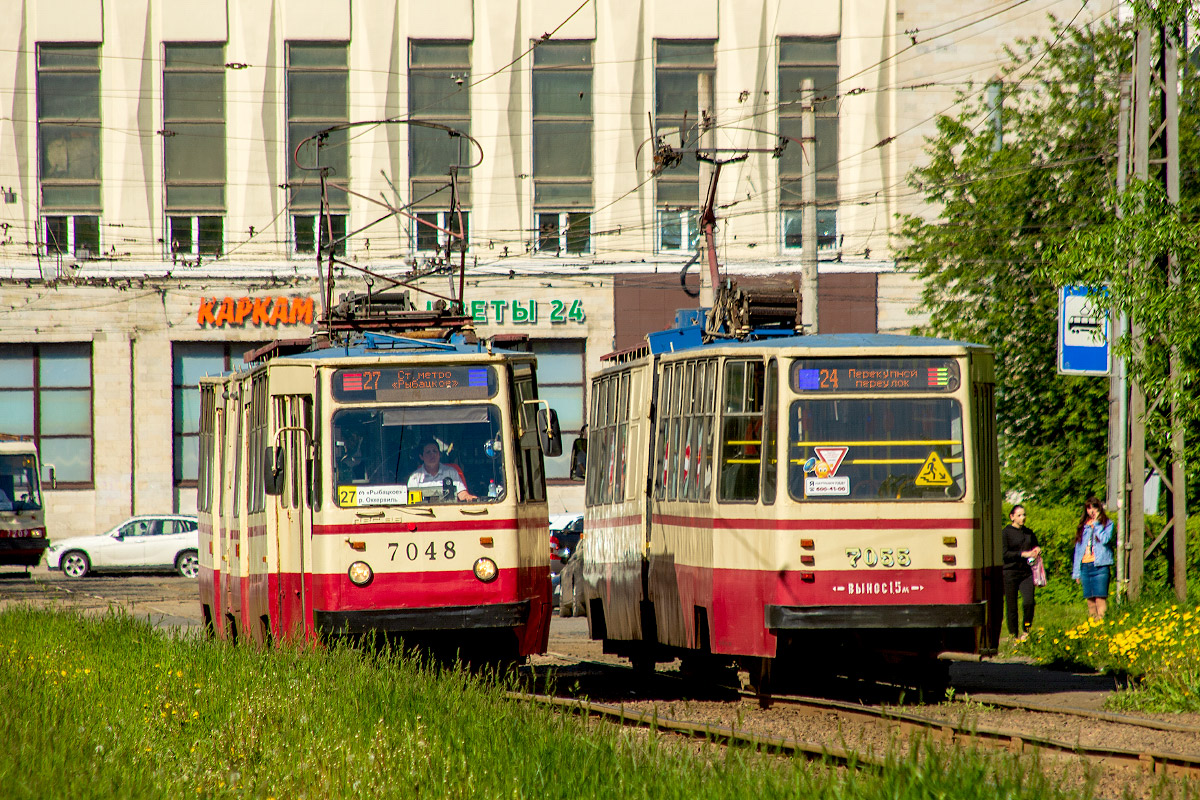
[388,541,457,561]
[845,547,911,568]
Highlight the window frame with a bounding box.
[0,343,95,488]
[778,36,840,254]
[532,40,593,224]
[409,40,472,227]
[653,39,714,248]
[37,43,102,228]
[172,342,267,489]
[286,40,350,248]
[162,42,226,258]
[536,211,591,255]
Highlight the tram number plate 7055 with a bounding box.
[845,547,911,568]
[388,541,457,561]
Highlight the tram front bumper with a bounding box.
[315,600,530,636]
[765,602,985,630]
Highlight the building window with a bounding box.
[287,42,349,255]
[658,209,700,252]
[410,42,471,248]
[294,214,347,256]
[413,210,468,254]
[43,215,99,257]
[38,44,101,257]
[0,344,93,485]
[168,216,224,259]
[163,43,226,257]
[654,41,713,251]
[533,42,592,254]
[511,340,585,480]
[779,38,839,252]
[173,342,266,486]
[537,212,590,255]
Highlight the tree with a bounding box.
[897,17,1133,503]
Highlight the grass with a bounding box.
[1015,600,1200,713]
[0,607,1130,800]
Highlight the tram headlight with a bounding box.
[473,557,499,583]
[348,561,374,587]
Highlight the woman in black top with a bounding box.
[1002,505,1041,641]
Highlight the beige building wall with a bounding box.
[0,0,1118,535]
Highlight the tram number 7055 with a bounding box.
[388,541,457,561]
[845,547,911,568]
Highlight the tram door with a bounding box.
[273,392,313,640]
[972,376,1003,651]
[220,383,246,639]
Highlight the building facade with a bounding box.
[0,0,1112,538]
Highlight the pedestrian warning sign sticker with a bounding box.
[915,452,953,487]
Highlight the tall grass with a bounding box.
[0,608,1123,799]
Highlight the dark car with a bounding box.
[549,513,583,576]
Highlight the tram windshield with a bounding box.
[332,405,507,507]
[787,398,965,501]
[0,453,42,512]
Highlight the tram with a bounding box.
[0,435,52,568]
[579,283,1003,691]
[196,299,560,661]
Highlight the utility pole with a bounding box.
[1163,37,1186,603]
[800,79,818,333]
[698,73,715,308]
[1109,76,1131,596]
[1123,20,1185,601]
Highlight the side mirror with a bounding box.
[44,464,57,489]
[569,436,587,480]
[264,447,285,496]
[537,408,563,457]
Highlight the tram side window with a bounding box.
[585,372,631,507]
[762,359,778,505]
[515,370,548,504]
[652,367,669,501]
[614,371,630,501]
[197,386,215,513]
[719,360,765,503]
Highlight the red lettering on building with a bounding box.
[195,296,319,328]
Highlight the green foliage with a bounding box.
[0,608,1103,799]
[897,18,1130,503]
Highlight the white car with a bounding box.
[46,515,200,579]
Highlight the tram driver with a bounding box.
[407,439,477,502]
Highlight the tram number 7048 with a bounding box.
[388,541,457,561]
[845,547,911,568]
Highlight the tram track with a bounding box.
[529,653,1200,782]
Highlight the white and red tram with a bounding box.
[196,330,559,660]
[580,323,1003,689]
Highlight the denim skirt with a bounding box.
[1079,562,1110,599]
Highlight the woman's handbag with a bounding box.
[1031,555,1047,587]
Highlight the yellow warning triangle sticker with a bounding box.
[915,451,953,486]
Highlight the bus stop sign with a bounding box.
[1057,285,1109,376]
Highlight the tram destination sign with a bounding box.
[332,365,498,402]
[791,358,960,393]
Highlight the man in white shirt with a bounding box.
[407,440,476,501]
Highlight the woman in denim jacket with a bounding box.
[1071,496,1115,619]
